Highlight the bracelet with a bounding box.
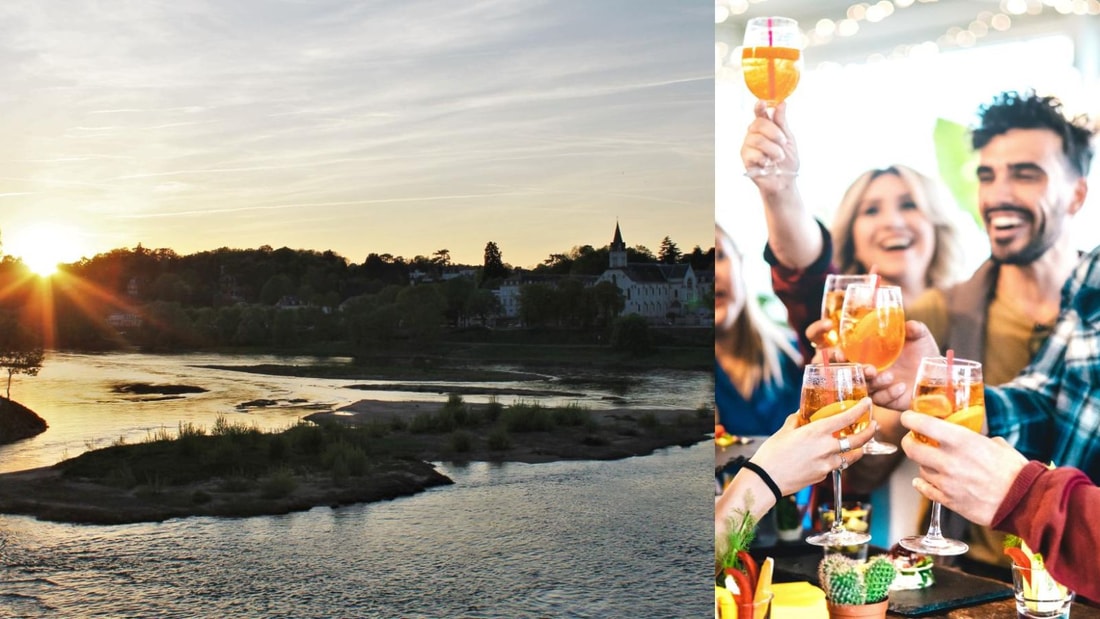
[742,460,783,505]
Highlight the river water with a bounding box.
[0,352,713,618]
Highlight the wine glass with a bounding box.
[741,16,803,177]
[799,362,873,548]
[820,275,873,348]
[899,356,984,555]
[836,282,905,455]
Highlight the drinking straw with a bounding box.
[767,17,776,103]
[868,265,879,309]
[946,349,956,411]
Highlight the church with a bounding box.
[594,223,703,323]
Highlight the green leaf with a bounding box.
[932,118,980,228]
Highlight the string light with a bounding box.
[714,0,1100,76]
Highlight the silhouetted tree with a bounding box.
[481,241,510,285]
[657,236,682,264]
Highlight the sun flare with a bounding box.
[6,223,84,277]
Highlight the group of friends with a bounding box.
[715,89,1099,600]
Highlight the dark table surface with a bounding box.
[749,541,1100,618]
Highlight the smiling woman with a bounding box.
[5,223,85,277]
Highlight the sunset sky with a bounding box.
[0,1,712,270]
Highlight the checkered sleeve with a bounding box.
[987,247,1100,480]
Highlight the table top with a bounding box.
[749,542,1100,618]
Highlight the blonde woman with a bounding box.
[740,100,964,358]
[715,225,802,435]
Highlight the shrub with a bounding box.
[552,403,591,427]
[502,403,554,432]
[451,431,473,453]
[485,398,504,423]
[260,468,298,499]
[488,428,512,451]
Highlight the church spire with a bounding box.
[609,221,627,269]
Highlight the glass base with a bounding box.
[744,167,796,178]
[862,439,898,455]
[898,534,968,556]
[805,528,871,548]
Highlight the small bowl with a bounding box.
[890,562,935,591]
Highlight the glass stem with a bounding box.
[926,501,945,540]
[831,469,844,533]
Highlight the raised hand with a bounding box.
[864,320,939,412]
[740,101,800,184]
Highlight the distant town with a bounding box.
[0,223,714,355]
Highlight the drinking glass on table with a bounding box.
[741,16,802,177]
[835,281,904,455]
[799,362,872,548]
[899,355,984,556]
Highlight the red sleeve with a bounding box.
[763,220,837,360]
[992,461,1100,601]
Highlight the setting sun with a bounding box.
[6,223,84,277]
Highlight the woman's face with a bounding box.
[714,235,745,329]
[850,173,936,288]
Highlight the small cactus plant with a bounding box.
[818,554,897,606]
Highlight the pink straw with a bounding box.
[868,264,879,309]
[946,349,956,410]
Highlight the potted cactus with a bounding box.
[818,554,896,619]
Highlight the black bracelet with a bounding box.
[742,460,783,504]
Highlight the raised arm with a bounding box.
[741,100,822,270]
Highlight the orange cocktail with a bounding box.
[838,284,905,371]
[821,275,874,348]
[911,359,985,446]
[899,356,983,556]
[799,363,869,437]
[741,46,801,105]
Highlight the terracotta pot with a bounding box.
[826,599,889,619]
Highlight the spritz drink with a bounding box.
[741,45,800,105]
[800,363,872,548]
[821,275,874,347]
[838,284,905,371]
[900,356,984,555]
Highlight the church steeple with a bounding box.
[609,221,627,269]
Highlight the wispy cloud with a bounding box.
[0,0,712,266]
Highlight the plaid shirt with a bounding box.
[987,245,1100,483]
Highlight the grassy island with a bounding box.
[0,396,709,525]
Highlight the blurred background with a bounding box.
[716,0,1100,307]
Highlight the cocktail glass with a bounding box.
[836,282,904,455]
[799,362,872,548]
[898,356,984,555]
[741,16,802,177]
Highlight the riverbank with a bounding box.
[0,398,709,525]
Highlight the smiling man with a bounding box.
[873,90,1095,580]
[906,91,1092,386]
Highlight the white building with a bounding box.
[595,223,701,323]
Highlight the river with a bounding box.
[0,352,713,618]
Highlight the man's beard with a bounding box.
[990,208,1062,266]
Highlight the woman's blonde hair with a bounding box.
[830,165,963,289]
[717,225,802,396]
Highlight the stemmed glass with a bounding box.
[799,362,872,548]
[835,281,905,455]
[741,16,803,177]
[899,355,985,555]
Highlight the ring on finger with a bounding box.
[838,436,852,454]
[838,453,850,470]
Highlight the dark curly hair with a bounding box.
[972,90,1095,178]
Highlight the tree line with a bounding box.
[0,237,713,356]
